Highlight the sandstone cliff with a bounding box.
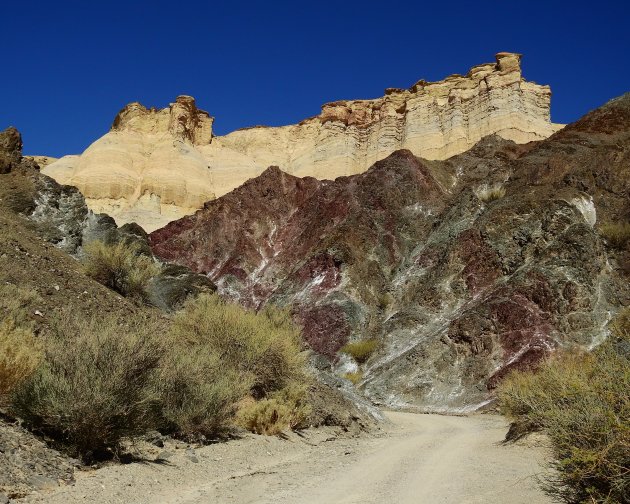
[44,53,563,231]
[149,94,630,411]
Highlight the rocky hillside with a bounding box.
[0,128,151,499]
[150,94,630,412]
[0,126,383,498]
[43,53,562,231]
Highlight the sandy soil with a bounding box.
[22,412,552,504]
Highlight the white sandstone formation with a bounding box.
[44,53,564,231]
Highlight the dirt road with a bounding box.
[24,412,552,504]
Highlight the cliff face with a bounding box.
[149,94,630,412]
[44,96,217,232]
[209,53,561,180]
[44,53,563,231]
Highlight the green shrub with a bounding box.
[0,319,41,406]
[343,371,364,385]
[170,294,307,397]
[236,383,311,435]
[378,292,394,311]
[11,313,164,461]
[600,222,630,249]
[82,240,160,300]
[168,295,310,436]
[476,184,506,203]
[157,347,249,441]
[498,311,630,503]
[340,339,379,364]
[9,292,311,452]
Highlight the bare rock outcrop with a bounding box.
[0,127,23,174]
[210,52,562,179]
[44,53,563,231]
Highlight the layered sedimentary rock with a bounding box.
[44,96,216,232]
[44,53,563,231]
[149,94,630,411]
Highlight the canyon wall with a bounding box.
[44,53,563,231]
[149,94,630,411]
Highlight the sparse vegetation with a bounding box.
[160,294,309,438]
[498,309,630,504]
[11,313,165,461]
[476,184,506,203]
[169,294,307,397]
[0,283,42,328]
[0,284,43,407]
[600,221,630,249]
[378,292,394,311]
[0,319,41,406]
[341,339,379,364]
[82,240,160,300]
[344,371,364,385]
[157,348,249,440]
[6,290,310,459]
[236,383,311,435]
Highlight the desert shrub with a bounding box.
[170,294,307,397]
[498,311,630,503]
[11,313,165,461]
[378,292,394,311]
[157,348,249,440]
[236,383,311,435]
[0,283,42,328]
[82,240,160,300]
[340,339,379,364]
[0,284,43,407]
[168,294,310,436]
[476,184,506,203]
[600,221,630,249]
[0,319,41,406]
[344,371,363,385]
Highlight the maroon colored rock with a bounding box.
[150,94,630,411]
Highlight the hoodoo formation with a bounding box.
[44,52,563,231]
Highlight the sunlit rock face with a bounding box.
[44,96,217,232]
[149,94,630,412]
[44,53,562,231]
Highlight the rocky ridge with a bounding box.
[44,53,563,231]
[150,94,630,412]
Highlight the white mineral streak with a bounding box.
[570,195,597,226]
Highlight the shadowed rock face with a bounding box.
[150,94,630,412]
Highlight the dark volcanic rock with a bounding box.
[0,418,74,499]
[147,264,216,311]
[150,95,630,412]
[0,128,120,254]
[151,150,445,355]
[0,127,23,175]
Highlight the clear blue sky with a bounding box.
[1,0,628,157]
